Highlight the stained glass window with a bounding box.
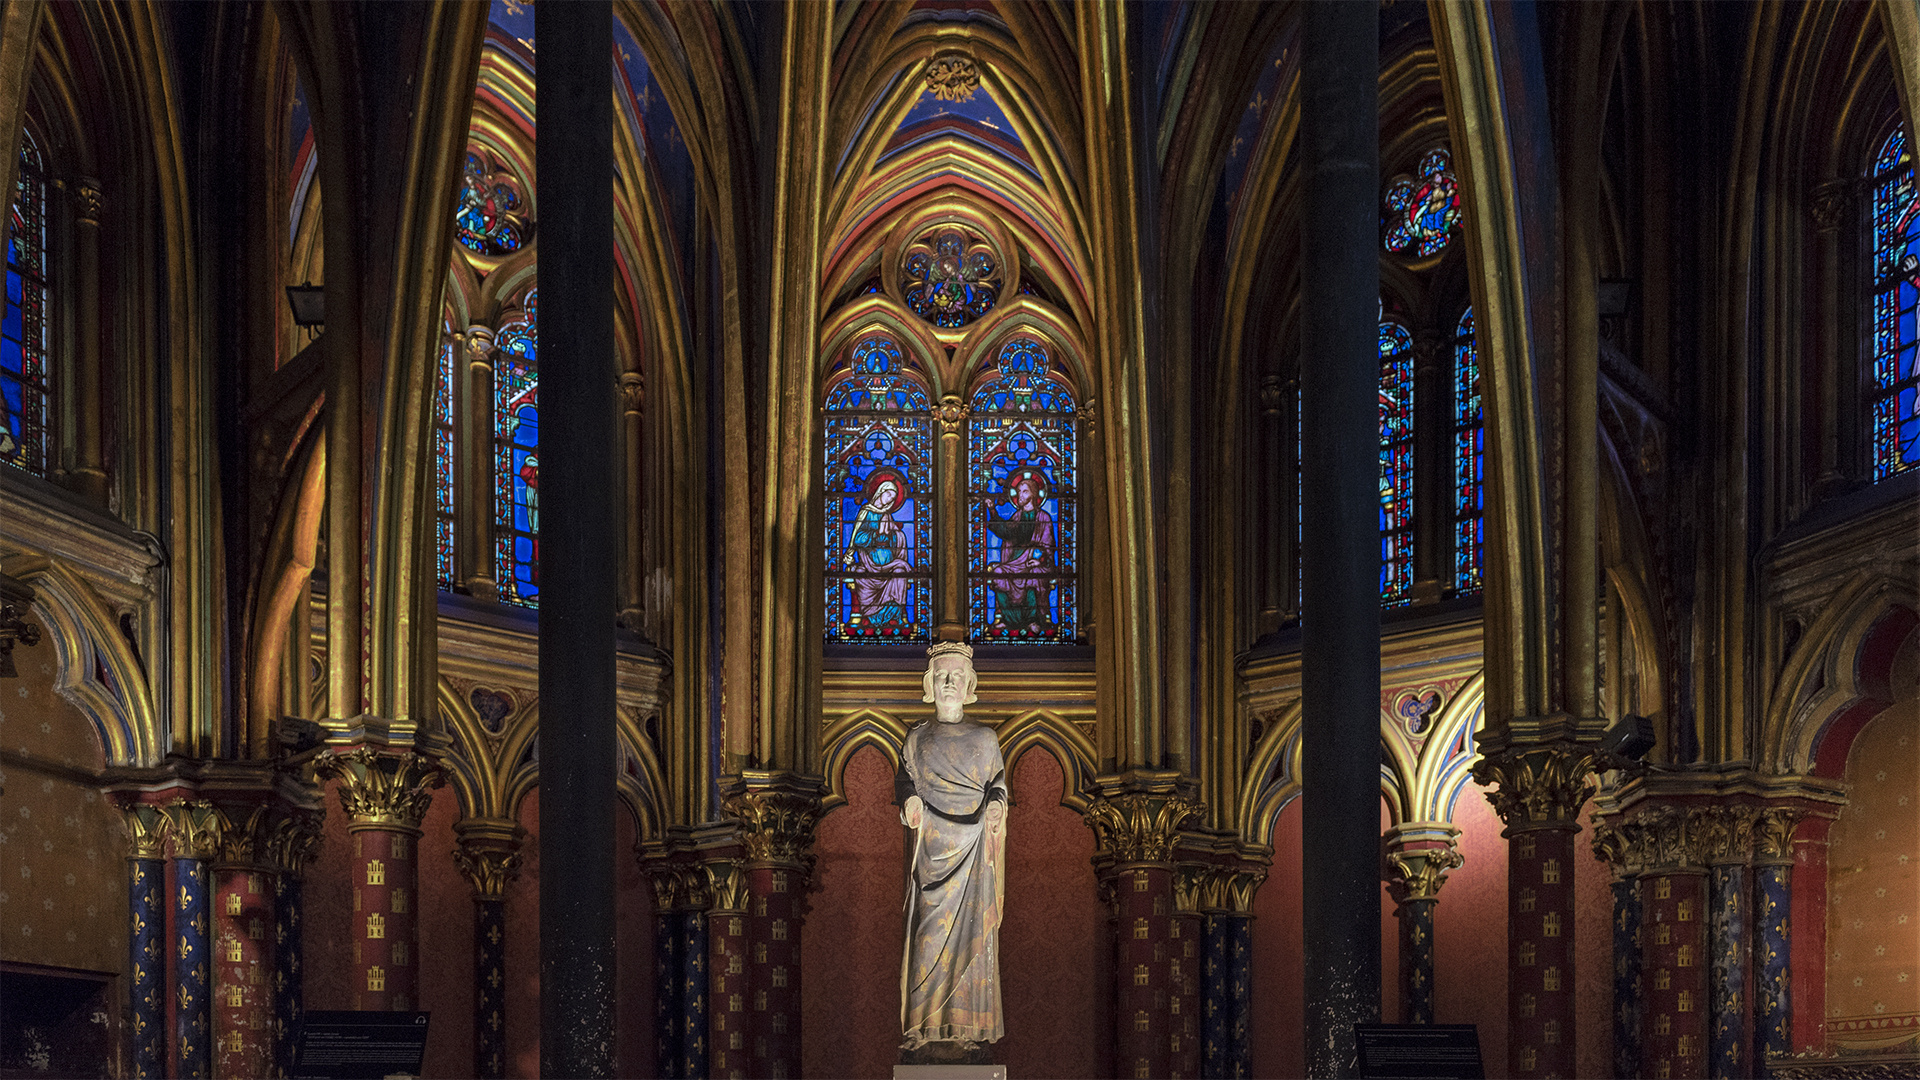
[435,320,458,592]
[456,147,529,258]
[900,226,1001,329]
[1,132,49,476]
[1870,127,1920,480]
[1379,320,1416,604]
[1453,308,1484,593]
[494,291,539,606]
[1382,148,1463,259]
[824,334,934,642]
[968,336,1077,642]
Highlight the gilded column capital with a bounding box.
[720,773,824,872]
[1084,789,1202,866]
[1386,846,1464,904]
[704,858,750,914]
[464,325,497,367]
[265,811,324,878]
[1696,805,1759,866]
[935,393,968,435]
[120,801,171,860]
[1809,180,1854,232]
[317,745,443,832]
[1258,374,1286,417]
[1192,864,1267,915]
[1752,806,1806,866]
[1590,815,1655,879]
[0,571,43,679]
[209,804,280,870]
[161,799,223,861]
[72,179,103,225]
[1078,400,1097,437]
[454,817,523,899]
[1470,738,1601,831]
[619,371,645,416]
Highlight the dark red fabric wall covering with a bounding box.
[1435,786,1509,1077]
[804,745,909,1079]
[997,746,1109,1080]
[1252,798,1305,1078]
[416,785,472,1077]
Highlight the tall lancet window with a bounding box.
[1379,320,1417,604]
[967,336,1078,642]
[1871,126,1920,480]
[824,334,934,642]
[1453,308,1484,593]
[434,319,458,591]
[1,131,50,475]
[494,291,539,606]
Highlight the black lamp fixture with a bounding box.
[285,282,326,328]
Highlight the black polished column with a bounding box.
[536,2,618,1075]
[1299,3,1380,1077]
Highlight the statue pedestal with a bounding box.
[894,1067,1006,1080]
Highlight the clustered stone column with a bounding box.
[713,775,823,1080]
[1591,795,1820,1080]
[454,817,523,1079]
[1472,728,1603,1080]
[1384,824,1465,1025]
[1086,778,1202,1080]
[460,325,498,600]
[317,740,443,1012]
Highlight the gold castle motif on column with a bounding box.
[318,747,442,831]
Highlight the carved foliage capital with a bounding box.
[120,802,170,860]
[619,371,646,416]
[1696,805,1759,865]
[1753,806,1806,864]
[1471,745,1599,829]
[704,858,750,914]
[1810,180,1854,232]
[266,812,324,877]
[723,786,822,872]
[318,746,443,831]
[936,393,968,435]
[160,799,222,861]
[1187,864,1267,914]
[72,180,103,225]
[1386,846,1464,903]
[454,842,522,901]
[1258,375,1286,416]
[1084,792,1201,866]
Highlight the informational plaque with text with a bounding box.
[292,1011,430,1080]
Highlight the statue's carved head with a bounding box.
[922,641,979,716]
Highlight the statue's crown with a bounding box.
[926,641,974,661]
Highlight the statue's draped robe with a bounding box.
[900,718,1008,1046]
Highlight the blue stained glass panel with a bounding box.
[1871,128,1920,479]
[434,329,457,591]
[1382,148,1463,259]
[1453,308,1484,593]
[824,335,933,642]
[967,336,1077,643]
[1379,321,1415,604]
[0,135,48,476]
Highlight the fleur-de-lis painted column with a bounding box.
[705,858,750,1080]
[1198,864,1263,1080]
[210,806,281,1079]
[720,775,823,1080]
[1751,807,1803,1068]
[120,802,169,1079]
[1086,778,1202,1080]
[454,818,523,1079]
[641,857,711,1080]
[1471,734,1602,1080]
[164,799,221,1079]
[1384,825,1465,1025]
[1699,807,1758,1080]
[317,742,443,1011]
[1591,811,1653,1080]
[268,812,323,1078]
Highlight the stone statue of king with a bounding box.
[898,641,1009,1057]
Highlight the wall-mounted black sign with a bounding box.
[292,1012,430,1080]
[1354,1024,1484,1079]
